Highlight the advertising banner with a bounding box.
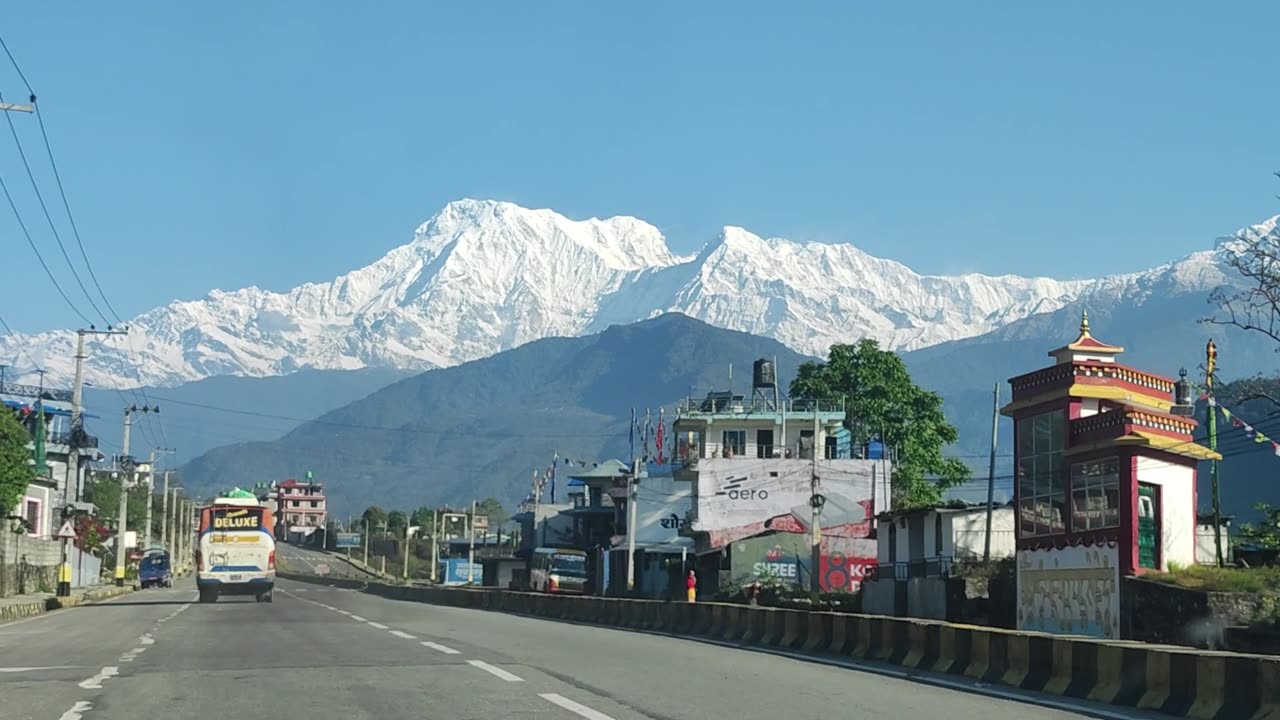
[335,532,361,548]
[441,558,482,585]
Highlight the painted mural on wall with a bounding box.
[728,532,876,592]
[693,459,880,550]
[1017,541,1120,639]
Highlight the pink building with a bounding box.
[277,478,327,531]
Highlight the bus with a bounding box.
[196,494,276,603]
[529,547,588,594]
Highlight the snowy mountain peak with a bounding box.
[0,201,1264,390]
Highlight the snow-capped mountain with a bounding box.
[2,199,1268,389]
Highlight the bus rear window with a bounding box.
[551,554,586,577]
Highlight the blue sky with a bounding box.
[3,2,1279,332]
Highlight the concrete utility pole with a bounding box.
[983,382,1000,564]
[627,458,641,593]
[165,484,178,560]
[66,327,128,507]
[809,404,823,594]
[113,470,127,587]
[430,511,439,583]
[467,500,477,585]
[159,472,170,554]
[144,448,174,548]
[403,525,411,581]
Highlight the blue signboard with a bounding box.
[335,532,361,548]
[441,558,482,585]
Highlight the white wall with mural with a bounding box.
[632,471,692,547]
[1017,541,1120,639]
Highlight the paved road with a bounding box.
[0,576,1160,720]
[276,542,379,581]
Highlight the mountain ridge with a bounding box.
[3,199,1270,391]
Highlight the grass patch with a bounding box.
[1144,564,1280,594]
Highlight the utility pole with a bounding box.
[430,510,439,583]
[402,524,411,581]
[363,518,370,566]
[627,458,641,593]
[983,382,1000,564]
[1206,339,1223,567]
[67,326,128,506]
[113,470,127,587]
[468,500,477,584]
[809,404,823,594]
[144,448,174,548]
[165,485,178,560]
[159,471,170,554]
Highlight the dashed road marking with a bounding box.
[349,615,367,622]
[78,665,119,689]
[539,693,616,720]
[389,630,416,639]
[0,665,79,673]
[118,647,146,663]
[58,701,93,720]
[421,641,459,654]
[367,621,389,630]
[467,660,524,682]
[139,633,155,645]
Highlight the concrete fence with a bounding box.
[348,581,1279,720]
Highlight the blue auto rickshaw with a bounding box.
[139,551,172,589]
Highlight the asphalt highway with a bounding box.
[0,549,1162,720]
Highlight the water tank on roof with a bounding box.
[753,358,776,389]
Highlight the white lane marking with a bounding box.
[139,633,155,645]
[118,647,146,662]
[0,665,79,672]
[337,610,351,615]
[367,622,389,630]
[58,701,93,720]
[421,641,459,654]
[389,630,415,639]
[78,665,119,689]
[466,660,524,682]
[539,693,616,720]
[349,614,367,622]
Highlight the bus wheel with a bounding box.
[261,590,274,603]
[198,587,217,603]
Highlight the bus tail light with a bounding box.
[549,575,558,592]
[268,550,276,570]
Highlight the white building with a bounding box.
[672,359,889,594]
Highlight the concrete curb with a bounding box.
[355,582,1279,720]
[0,583,136,623]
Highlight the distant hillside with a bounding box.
[83,367,411,463]
[179,313,816,513]
[1192,375,1280,523]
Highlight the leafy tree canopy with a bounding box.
[0,409,34,520]
[386,510,408,534]
[476,497,509,528]
[790,339,970,507]
[361,506,388,531]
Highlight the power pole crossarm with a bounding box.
[0,101,34,113]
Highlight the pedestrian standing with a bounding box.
[686,568,697,603]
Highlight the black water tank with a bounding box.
[753,358,776,388]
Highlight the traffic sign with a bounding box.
[56,520,77,540]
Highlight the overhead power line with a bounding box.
[0,91,107,323]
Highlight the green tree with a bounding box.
[0,409,34,520]
[410,506,436,533]
[361,506,388,532]
[476,497,508,529]
[387,510,408,535]
[1237,503,1280,549]
[790,339,970,507]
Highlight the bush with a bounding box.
[1144,564,1280,594]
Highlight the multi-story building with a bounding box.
[673,358,889,595]
[277,478,327,536]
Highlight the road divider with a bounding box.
[347,581,1279,720]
